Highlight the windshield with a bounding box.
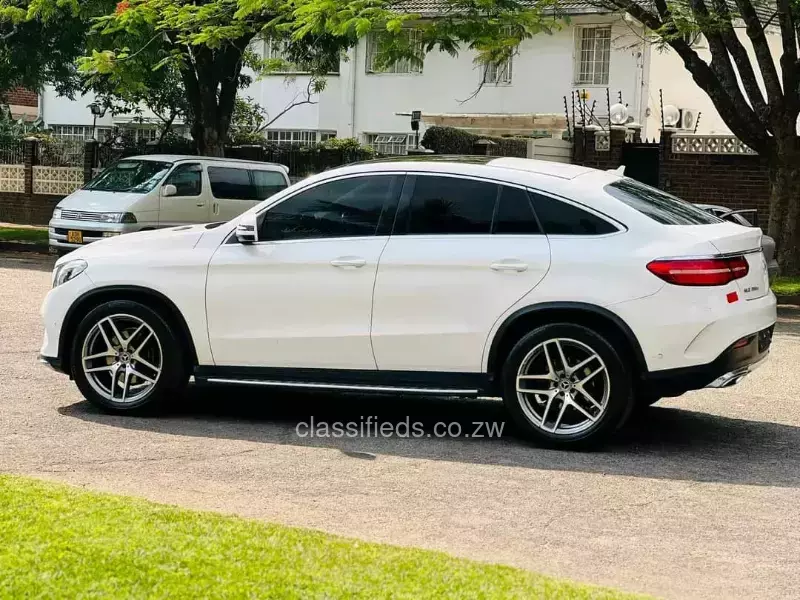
[605,178,723,225]
[85,160,172,193]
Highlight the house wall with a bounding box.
[38,15,647,143]
[348,15,646,139]
[646,29,783,138]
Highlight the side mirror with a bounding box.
[162,184,177,197]
[235,212,259,244]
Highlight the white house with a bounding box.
[35,3,780,152]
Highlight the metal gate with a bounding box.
[620,143,660,187]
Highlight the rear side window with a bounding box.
[252,169,287,199]
[493,186,541,234]
[531,193,618,235]
[208,167,254,200]
[407,176,497,235]
[605,178,721,225]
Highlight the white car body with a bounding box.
[48,155,289,251]
[40,157,777,446]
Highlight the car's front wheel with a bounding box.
[70,300,187,413]
[501,323,634,449]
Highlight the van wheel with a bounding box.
[70,300,187,413]
[501,323,634,449]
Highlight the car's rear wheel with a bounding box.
[70,300,187,413]
[501,323,634,449]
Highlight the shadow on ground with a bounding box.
[60,385,799,488]
[0,252,55,272]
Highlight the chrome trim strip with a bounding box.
[654,248,763,261]
[205,378,478,395]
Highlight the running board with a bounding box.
[194,366,488,397]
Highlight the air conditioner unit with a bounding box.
[678,108,700,131]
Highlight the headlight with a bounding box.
[52,259,88,288]
[53,207,62,219]
[95,212,137,224]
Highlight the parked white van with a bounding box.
[49,155,290,253]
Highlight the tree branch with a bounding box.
[709,0,770,127]
[775,0,800,117]
[734,0,783,105]
[264,78,319,128]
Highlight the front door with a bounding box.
[205,173,403,369]
[370,175,551,373]
[158,163,209,226]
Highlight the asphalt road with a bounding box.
[1,251,799,599]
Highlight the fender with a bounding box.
[485,301,647,375]
[58,285,198,370]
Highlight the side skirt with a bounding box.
[194,366,490,397]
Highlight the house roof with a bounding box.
[393,0,611,17]
[394,0,776,23]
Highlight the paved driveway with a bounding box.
[1,251,799,599]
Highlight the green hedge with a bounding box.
[420,126,528,158]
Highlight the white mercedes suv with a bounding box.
[40,157,776,448]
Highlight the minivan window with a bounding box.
[164,163,202,196]
[605,178,722,225]
[208,167,253,200]
[252,169,288,198]
[85,160,172,193]
[208,167,286,200]
[407,176,497,235]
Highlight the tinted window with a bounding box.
[493,186,541,234]
[252,169,287,199]
[531,193,618,235]
[164,163,202,196]
[408,176,497,235]
[605,178,721,225]
[260,175,400,241]
[208,167,255,200]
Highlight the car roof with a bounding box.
[365,155,596,180]
[124,154,287,170]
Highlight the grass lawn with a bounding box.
[0,225,48,244]
[772,276,800,296]
[0,475,646,599]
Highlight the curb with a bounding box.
[776,294,800,307]
[0,241,52,255]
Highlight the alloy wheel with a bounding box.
[80,313,163,404]
[515,337,611,436]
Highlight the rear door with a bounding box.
[370,174,551,373]
[158,162,209,226]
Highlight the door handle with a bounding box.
[490,260,528,272]
[196,201,206,207]
[330,257,367,268]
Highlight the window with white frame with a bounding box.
[364,133,415,155]
[51,125,112,141]
[366,31,423,74]
[481,56,513,85]
[265,130,336,145]
[574,26,611,86]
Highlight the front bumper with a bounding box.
[38,354,64,373]
[48,219,140,249]
[643,324,774,397]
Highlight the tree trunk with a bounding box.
[768,141,800,275]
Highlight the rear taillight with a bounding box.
[646,256,749,286]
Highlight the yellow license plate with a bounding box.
[67,230,83,244]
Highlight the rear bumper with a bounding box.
[642,324,774,397]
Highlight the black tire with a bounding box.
[70,300,188,414]
[501,323,634,449]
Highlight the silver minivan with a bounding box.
[49,155,290,253]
